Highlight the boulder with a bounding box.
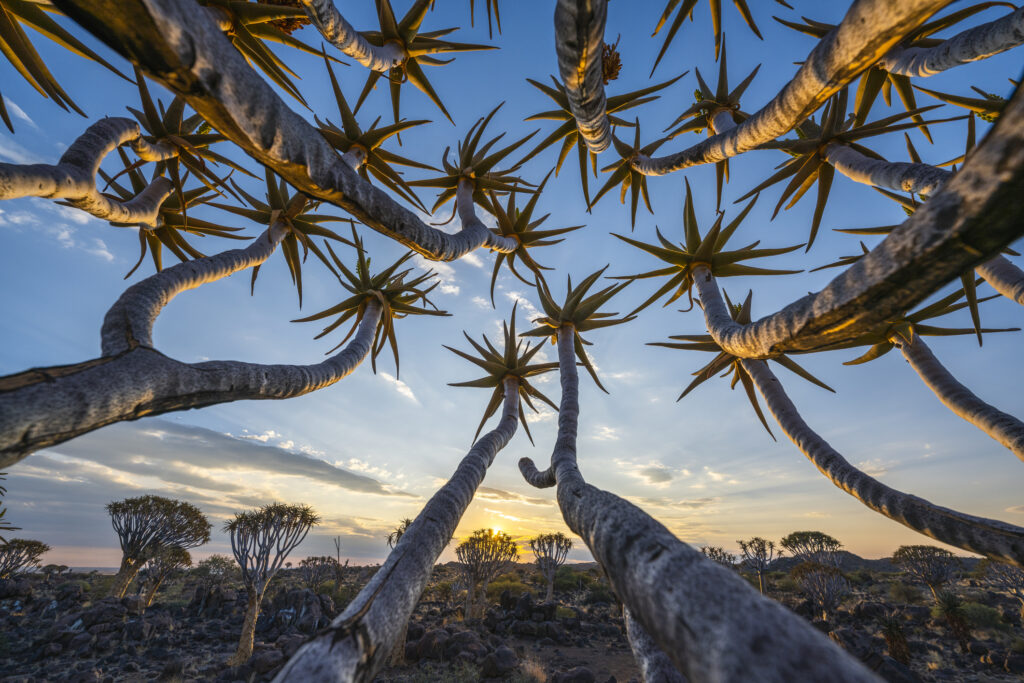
[514,593,535,620]
[416,629,450,660]
[553,666,596,683]
[1006,654,1024,675]
[481,645,518,677]
[852,601,887,621]
[121,595,145,616]
[444,630,487,661]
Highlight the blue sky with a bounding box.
[1,1,1022,568]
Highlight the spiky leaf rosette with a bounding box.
[520,268,635,393]
[354,0,494,125]
[739,89,959,249]
[826,282,1018,364]
[315,53,434,212]
[209,170,355,305]
[774,3,1011,138]
[293,228,449,375]
[651,290,834,438]
[484,174,583,304]
[592,122,668,228]
[0,0,129,131]
[520,72,685,205]
[127,69,253,200]
[613,180,801,314]
[98,150,248,278]
[445,305,559,443]
[664,40,758,208]
[915,84,1007,122]
[199,0,338,105]
[407,103,536,214]
[651,0,782,70]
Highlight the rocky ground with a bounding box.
[0,561,1022,682]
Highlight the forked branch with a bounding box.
[299,0,405,71]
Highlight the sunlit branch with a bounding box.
[742,358,1024,567]
[976,255,1024,305]
[0,117,175,226]
[823,143,950,195]
[554,0,610,152]
[299,0,405,71]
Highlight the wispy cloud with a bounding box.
[477,486,551,507]
[3,97,37,129]
[380,372,419,404]
[615,458,689,487]
[856,458,893,477]
[592,425,619,441]
[413,255,459,295]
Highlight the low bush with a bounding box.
[889,582,924,604]
[487,573,534,602]
[961,602,1006,630]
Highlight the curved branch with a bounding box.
[554,0,610,153]
[0,232,383,466]
[0,117,175,226]
[456,178,518,254]
[684,83,1024,358]
[631,0,950,176]
[976,255,1024,305]
[53,0,517,262]
[298,0,405,71]
[274,378,521,682]
[823,143,951,195]
[898,335,1024,463]
[742,358,1024,567]
[624,608,689,683]
[881,7,1024,77]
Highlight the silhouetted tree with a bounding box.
[225,503,320,665]
[456,528,518,619]
[141,546,192,607]
[0,473,18,543]
[299,555,341,592]
[530,532,573,601]
[106,496,211,598]
[979,558,1024,620]
[892,545,960,600]
[792,562,850,620]
[700,546,736,568]
[386,518,414,549]
[0,538,50,578]
[780,531,843,567]
[737,537,781,594]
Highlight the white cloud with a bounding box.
[380,372,419,404]
[3,98,36,129]
[413,255,459,296]
[471,296,491,309]
[0,133,42,164]
[461,252,484,268]
[504,290,541,320]
[592,425,619,441]
[856,458,892,477]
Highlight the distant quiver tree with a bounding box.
[530,532,573,602]
[456,528,518,619]
[0,538,50,579]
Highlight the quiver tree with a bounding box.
[737,537,781,595]
[700,546,736,568]
[0,539,50,579]
[980,559,1024,620]
[299,556,340,593]
[106,495,211,599]
[780,531,844,568]
[455,528,518,619]
[935,591,972,652]
[140,546,192,607]
[386,518,413,549]
[225,503,320,666]
[530,532,573,601]
[0,473,17,543]
[791,561,851,621]
[892,545,960,600]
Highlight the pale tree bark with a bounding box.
[519,326,878,682]
[0,223,383,467]
[709,109,737,135]
[53,0,517,262]
[741,358,1024,567]
[624,609,688,683]
[274,378,521,682]
[298,0,406,71]
[898,335,1024,463]
[975,255,1024,305]
[110,556,142,599]
[143,576,165,607]
[555,0,610,153]
[677,86,1024,359]
[0,117,175,227]
[630,0,952,175]
[823,143,951,195]
[232,590,263,666]
[881,7,1024,77]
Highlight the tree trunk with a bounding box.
[899,335,1024,463]
[389,621,408,666]
[144,576,165,607]
[545,573,554,603]
[624,608,688,683]
[229,590,263,666]
[757,571,765,595]
[464,581,476,621]
[109,556,141,599]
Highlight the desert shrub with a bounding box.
[584,585,615,605]
[555,606,576,619]
[888,581,923,604]
[1011,638,1024,654]
[510,655,547,682]
[961,602,1005,630]
[775,576,799,593]
[553,566,594,593]
[847,569,873,586]
[487,573,533,601]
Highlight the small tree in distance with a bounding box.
[892,545,960,601]
[299,555,341,593]
[700,546,737,568]
[456,528,518,619]
[530,532,573,602]
[780,531,843,567]
[737,537,781,595]
[980,559,1024,621]
[225,503,320,666]
[106,495,211,598]
[0,473,19,543]
[140,546,192,607]
[0,538,50,579]
[387,518,414,549]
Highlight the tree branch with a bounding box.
[881,7,1024,77]
[298,0,405,71]
[554,0,610,153]
[624,608,689,683]
[275,378,521,682]
[631,0,952,176]
[976,254,1024,305]
[898,334,1024,463]
[742,358,1024,567]
[0,117,175,227]
[823,143,951,195]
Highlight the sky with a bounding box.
[1,1,1022,569]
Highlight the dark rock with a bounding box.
[511,620,538,637]
[481,645,518,677]
[444,630,488,661]
[863,653,921,683]
[121,595,145,616]
[968,641,988,655]
[155,658,187,682]
[406,621,425,641]
[80,600,127,629]
[251,649,284,674]
[68,632,95,653]
[535,601,559,621]
[1005,654,1024,674]
[416,629,450,660]
[553,666,596,683]
[514,593,535,620]
[0,578,33,599]
[852,601,887,621]
[499,589,517,612]
[123,618,154,642]
[276,633,307,659]
[901,606,930,623]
